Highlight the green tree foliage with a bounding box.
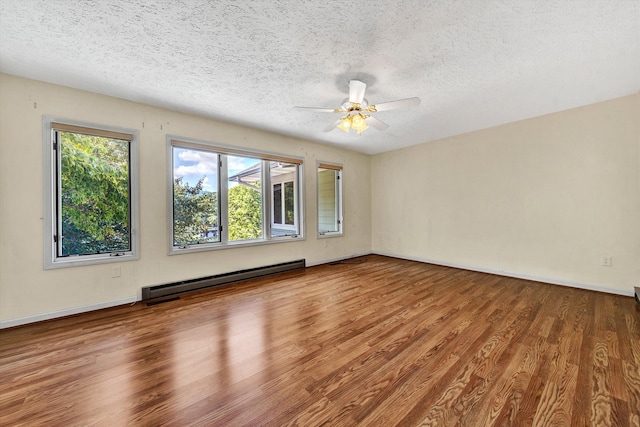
[173,177,218,245]
[228,184,262,241]
[284,181,295,225]
[60,132,130,255]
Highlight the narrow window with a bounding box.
[227,155,263,242]
[284,181,295,225]
[172,146,220,246]
[44,118,139,268]
[273,183,283,224]
[317,163,343,236]
[270,161,298,237]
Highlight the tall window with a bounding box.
[270,161,298,237]
[172,146,220,246]
[317,163,343,236]
[43,118,139,268]
[169,137,303,253]
[227,155,263,242]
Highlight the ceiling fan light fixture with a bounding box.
[351,113,368,133]
[337,116,352,132]
[355,124,369,134]
[295,80,419,135]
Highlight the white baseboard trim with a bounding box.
[0,296,139,329]
[1,254,365,328]
[2,254,367,329]
[4,252,632,329]
[373,251,635,297]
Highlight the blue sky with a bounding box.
[173,147,258,192]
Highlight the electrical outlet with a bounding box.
[112,266,121,278]
[600,256,613,267]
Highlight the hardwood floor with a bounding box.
[1,255,639,426]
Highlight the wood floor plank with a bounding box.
[1,255,639,426]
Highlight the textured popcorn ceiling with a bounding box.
[1,1,639,154]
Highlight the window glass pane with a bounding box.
[167,138,303,252]
[318,168,339,234]
[172,147,219,246]
[227,156,263,241]
[273,183,282,224]
[58,131,130,256]
[270,161,298,237]
[284,181,295,225]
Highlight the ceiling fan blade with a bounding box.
[349,80,367,104]
[370,97,421,112]
[367,116,390,130]
[294,106,337,113]
[323,119,342,132]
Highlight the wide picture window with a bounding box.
[43,118,139,268]
[169,137,303,253]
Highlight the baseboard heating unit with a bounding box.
[142,259,305,301]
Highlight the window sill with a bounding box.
[45,252,138,270]
[169,234,305,255]
[318,232,343,239]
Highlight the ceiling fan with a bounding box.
[294,80,421,134]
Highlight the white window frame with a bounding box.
[42,117,140,269]
[167,135,305,255]
[270,177,297,232]
[317,161,343,237]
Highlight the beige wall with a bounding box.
[1,72,637,327]
[372,93,640,294]
[0,74,372,325]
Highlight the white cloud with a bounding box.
[173,150,259,188]
[175,163,216,177]
[178,150,217,163]
[201,175,214,192]
[228,155,259,176]
[174,149,218,178]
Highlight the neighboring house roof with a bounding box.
[228,161,297,187]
